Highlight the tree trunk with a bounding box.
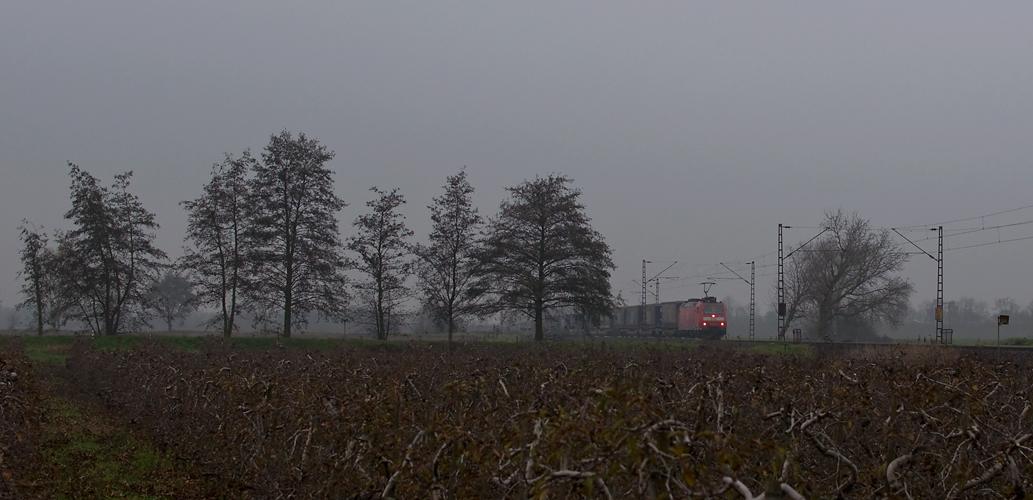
[283,261,293,338]
[816,302,834,340]
[221,292,230,337]
[226,263,238,338]
[34,257,43,335]
[220,264,231,337]
[35,290,43,336]
[283,248,293,338]
[222,301,231,338]
[283,289,292,338]
[376,282,386,340]
[534,302,544,341]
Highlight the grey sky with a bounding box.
[3,2,1032,320]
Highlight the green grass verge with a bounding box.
[742,342,814,356]
[32,397,200,499]
[5,332,837,364]
[10,335,75,365]
[8,335,206,366]
[223,336,353,351]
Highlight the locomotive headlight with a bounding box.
[711,314,716,318]
[703,322,707,326]
[720,322,725,326]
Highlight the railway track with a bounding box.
[572,334,1033,354]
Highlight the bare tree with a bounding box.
[146,269,198,332]
[774,247,810,339]
[722,295,748,318]
[36,245,73,332]
[781,210,913,340]
[246,131,349,337]
[16,220,60,335]
[56,165,167,335]
[4,306,19,334]
[478,175,615,341]
[1018,299,1033,324]
[947,297,989,324]
[907,299,937,323]
[993,297,1018,316]
[181,151,253,337]
[414,170,486,344]
[348,187,413,340]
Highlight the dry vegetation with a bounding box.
[0,341,40,499]
[3,338,1032,498]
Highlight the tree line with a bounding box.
[16,130,614,341]
[908,296,1033,325]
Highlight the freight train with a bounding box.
[606,296,727,339]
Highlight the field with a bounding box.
[1,336,1031,499]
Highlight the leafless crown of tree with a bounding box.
[779,210,913,340]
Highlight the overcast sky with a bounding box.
[2,2,1032,321]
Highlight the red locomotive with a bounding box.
[674,296,727,338]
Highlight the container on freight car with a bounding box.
[646,304,663,327]
[660,302,681,330]
[623,305,641,327]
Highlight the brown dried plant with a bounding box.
[64,340,1032,498]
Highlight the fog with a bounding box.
[3,2,1032,327]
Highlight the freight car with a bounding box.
[607,297,727,339]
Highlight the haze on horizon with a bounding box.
[2,2,1032,326]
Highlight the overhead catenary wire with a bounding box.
[882,204,1033,255]
[942,219,1033,238]
[947,234,1033,251]
[905,220,1033,253]
[893,203,1033,230]
[892,228,938,262]
[889,208,1033,255]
